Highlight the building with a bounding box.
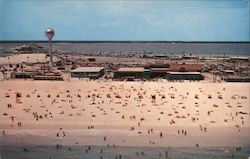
[11,71,63,80]
[113,63,204,80]
[70,67,104,79]
[143,63,203,78]
[230,57,249,62]
[11,72,34,79]
[114,67,144,79]
[166,72,204,80]
[88,58,96,62]
[149,67,171,78]
[144,64,171,78]
[222,76,250,82]
[169,63,203,72]
[33,75,63,81]
[222,70,235,76]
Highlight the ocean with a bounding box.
[0,42,250,56]
[1,145,250,159]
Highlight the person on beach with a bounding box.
[165,150,168,158]
[160,131,163,138]
[141,151,144,156]
[196,143,199,148]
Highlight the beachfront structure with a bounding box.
[230,57,249,61]
[149,68,171,78]
[144,64,171,78]
[11,72,63,80]
[143,63,203,78]
[222,70,235,76]
[114,67,144,79]
[166,72,204,81]
[11,72,34,79]
[114,63,204,80]
[169,63,203,72]
[70,67,104,79]
[222,76,250,82]
[33,75,63,81]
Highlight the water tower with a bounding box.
[45,27,55,67]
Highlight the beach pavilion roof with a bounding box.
[116,67,145,72]
[70,67,104,73]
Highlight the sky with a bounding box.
[0,0,249,41]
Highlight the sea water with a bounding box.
[0,42,250,56]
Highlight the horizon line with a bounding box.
[0,40,250,43]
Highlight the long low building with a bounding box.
[33,75,63,81]
[222,76,250,82]
[70,67,104,79]
[114,64,205,80]
[169,63,203,72]
[11,72,63,80]
[114,67,144,79]
[11,72,34,79]
[166,72,204,80]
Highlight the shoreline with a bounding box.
[1,126,250,147]
[1,145,249,159]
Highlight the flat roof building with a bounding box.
[70,67,104,79]
[223,70,235,75]
[11,71,63,80]
[167,72,204,81]
[11,72,34,79]
[116,67,145,72]
[144,64,170,78]
[230,57,249,61]
[222,76,250,82]
[33,75,63,81]
[114,67,144,79]
[169,63,203,72]
[114,63,205,80]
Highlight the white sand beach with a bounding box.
[0,80,249,147]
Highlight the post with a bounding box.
[49,40,52,67]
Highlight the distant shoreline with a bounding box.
[1,40,250,43]
[1,41,249,56]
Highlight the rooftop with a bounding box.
[223,70,235,73]
[116,67,144,72]
[71,67,104,73]
[169,63,203,71]
[168,72,202,75]
[150,68,171,71]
